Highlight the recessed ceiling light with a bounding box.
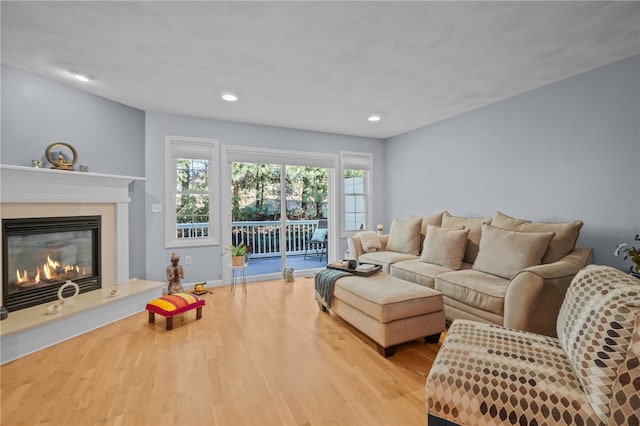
[72,72,90,82]
[221,92,238,102]
[368,114,381,122]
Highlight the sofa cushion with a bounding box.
[359,251,418,274]
[441,211,490,264]
[472,224,555,279]
[435,269,509,316]
[425,319,602,426]
[410,212,444,248]
[390,259,453,289]
[556,265,640,423]
[386,217,422,255]
[357,231,381,252]
[333,273,443,323]
[420,224,469,270]
[491,211,583,263]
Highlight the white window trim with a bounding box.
[164,135,219,248]
[340,151,373,238]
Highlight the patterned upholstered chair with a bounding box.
[425,265,640,425]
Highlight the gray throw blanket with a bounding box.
[314,269,350,309]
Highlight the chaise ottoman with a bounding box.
[316,272,446,356]
[146,292,205,330]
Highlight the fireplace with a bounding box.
[2,216,101,311]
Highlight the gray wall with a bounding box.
[384,55,640,270]
[144,112,385,283]
[1,65,147,278]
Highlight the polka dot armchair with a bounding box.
[425,265,640,425]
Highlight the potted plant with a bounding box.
[223,243,249,266]
[614,234,640,274]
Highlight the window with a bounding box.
[340,151,372,234]
[344,170,365,231]
[165,136,218,247]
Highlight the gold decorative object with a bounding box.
[193,282,207,295]
[45,142,77,170]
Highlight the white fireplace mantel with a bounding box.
[0,165,145,283]
[0,164,144,203]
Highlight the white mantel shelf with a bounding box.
[0,164,145,203]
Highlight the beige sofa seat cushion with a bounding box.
[441,211,490,264]
[390,259,453,289]
[491,211,583,263]
[472,224,555,280]
[359,251,418,273]
[435,269,509,316]
[420,224,469,270]
[333,273,443,323]
[386,217,422,255]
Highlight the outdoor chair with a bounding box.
[304,220,328,262]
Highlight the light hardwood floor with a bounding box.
[1,277,442,426]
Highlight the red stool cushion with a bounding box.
[145,293,204,317]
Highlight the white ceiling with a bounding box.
[2,1,639,139]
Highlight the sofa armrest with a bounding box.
[503,247,592,337]
[347,234,389,259]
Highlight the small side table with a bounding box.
[231,265,247,294]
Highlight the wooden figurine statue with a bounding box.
[166,252,184,294]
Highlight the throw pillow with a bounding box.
[357,231,381,252]
[311,228,328,241]
[409,212,444,237]
[472,224,555,279]
[441,211,491,264]
[386,217,422,255]
[491,211,583,263]
[420,224,470,270]
[409,212,444,249]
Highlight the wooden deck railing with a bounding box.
[177,220,322,258]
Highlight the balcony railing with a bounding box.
[177,220,323,258]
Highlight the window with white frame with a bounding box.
[165,136,218,248]
[341,151,372,233]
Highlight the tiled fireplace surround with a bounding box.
[0,165,164,364]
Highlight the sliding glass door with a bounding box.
[230,161,329,278]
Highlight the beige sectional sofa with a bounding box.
[347,211,592,337]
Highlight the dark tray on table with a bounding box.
[326,261,382,276]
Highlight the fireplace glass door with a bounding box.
[3,216,101,311]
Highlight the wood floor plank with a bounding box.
[1,277,442,425]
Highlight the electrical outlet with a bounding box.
[151,203,162,213]
[185,256,192,265]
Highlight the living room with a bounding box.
[1,2,639,425]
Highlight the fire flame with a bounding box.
[47,255,60,269]
[16,270,28,283]
[63,265,79,273]
[14,253,84,286]
[43,263,53,280]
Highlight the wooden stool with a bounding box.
[145,293,205,330]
